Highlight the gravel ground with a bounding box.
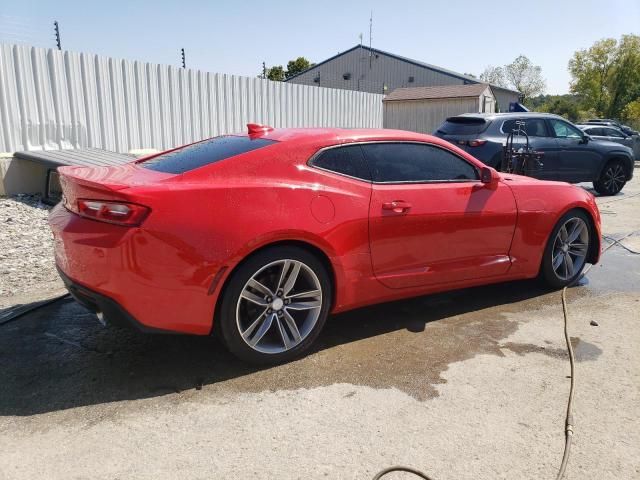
[0,195,62,307]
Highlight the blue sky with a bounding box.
[1,0,638,94]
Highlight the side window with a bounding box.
[549,119,583,139]
[501,118,548,137]
[585,127,602,136]
[311,145,370,181]
[361,143,478,183]
[604,128,625,138]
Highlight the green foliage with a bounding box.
[264,57,314,82]
[285,57,314,79]
[569,34,640,119]
[622,99,640,129]
[266,65,285,82]
[533,95,581,122]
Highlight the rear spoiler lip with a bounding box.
[58,166,132,192]
[57,164,175,192]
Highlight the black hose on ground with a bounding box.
[556,287,574,480]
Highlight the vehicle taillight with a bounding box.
[467,139,487,147]
[76,199,150,226]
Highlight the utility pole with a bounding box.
[369,11,373,69]
[54,21,61,50]
[262,61,266,79]
[180,48,186,69]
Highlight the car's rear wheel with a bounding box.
[593,160,627,196]
[541,210,592,288]
[218,246,332,364]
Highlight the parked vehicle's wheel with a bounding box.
[593,160,627,196]
[541,210,592,288]
[218,246,332,364]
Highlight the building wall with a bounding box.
[493,88,520,112]
[287,46,467,94]
[383,97,480,134]
[0,43,384,154]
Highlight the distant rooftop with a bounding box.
[384,84,491,102]
[285,44,521,96]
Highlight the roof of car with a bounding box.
[241,126,442,145]
[455,112,565,121]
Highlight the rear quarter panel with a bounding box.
[504,176,601,275]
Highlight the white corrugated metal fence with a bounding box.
[0,43,384,153]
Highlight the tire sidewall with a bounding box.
[541,209,592,288]
[218,246,332,364]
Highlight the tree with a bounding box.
[479,65,507,88]
[263,57,314,82]
[504,55,546,101]
[266,65,285,82]
[568,35,640,119]
[538,96,581,122]
[285,57,313,79]
[622,99,640,129]
[568,38,617,115]
[607,35,640,118]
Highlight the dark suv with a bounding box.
[434,113,635,195]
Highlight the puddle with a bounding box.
[501,336,602,363]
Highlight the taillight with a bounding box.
[467,139,487,147]
[76,199,150,226]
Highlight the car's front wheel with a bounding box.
[540,210,592,288]
[218,246,332,364]
[593,160,627,196]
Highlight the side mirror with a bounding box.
[580,134,590,144]
[480,166,499,187]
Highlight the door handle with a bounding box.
[382,200,412,213]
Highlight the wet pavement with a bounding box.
[1,240,636,416]
[1,177,639,479]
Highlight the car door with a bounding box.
[547,118,601,182]
[601,127,634,149]
[362,142,517,289]
[582,127,605,141]
[500,117,558,179]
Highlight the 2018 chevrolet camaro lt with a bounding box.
[49,124,601,363]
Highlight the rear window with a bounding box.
[141,135,277,174]
[436,117,489,136]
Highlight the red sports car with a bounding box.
[49,125,601,363]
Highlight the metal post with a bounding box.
[54,21,61,50]
[181,48,186,69]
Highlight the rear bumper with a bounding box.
[48,203,216,335]
[57,266,174,334]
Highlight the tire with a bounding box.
[217,245,332,364]
[540,210,592,288]
[593,159,627,196]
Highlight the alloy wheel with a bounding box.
[603,163,625,194]
[551,217,589,281]
[235,259,323,354]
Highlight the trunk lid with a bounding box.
[58,163,175,207]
